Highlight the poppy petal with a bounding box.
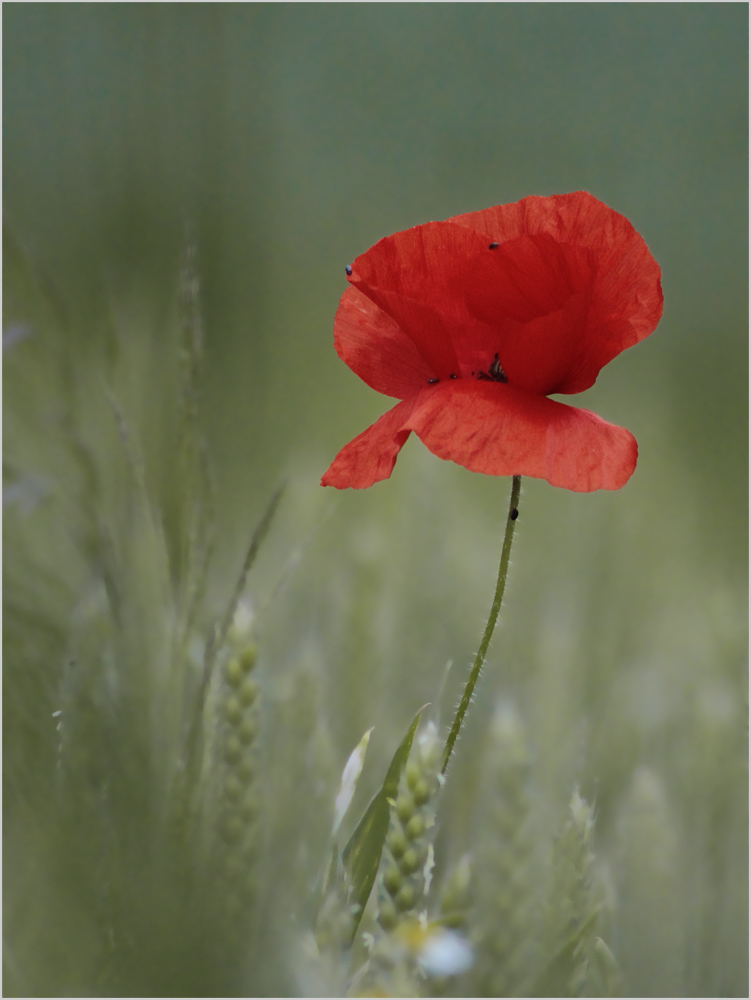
[452,190,642,256]
[348,221,491,378]
[451,192,663,392]
[325,194,659,493]
[485,291,593,396]
[460,234,597,394]
[333,287,434,399]
[321,398,416,490]
[404,380,637,492]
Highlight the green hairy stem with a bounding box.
[442,475,522,773]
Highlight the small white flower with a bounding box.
[417,928,474,976]
[417,928,473,977]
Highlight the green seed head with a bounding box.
[405,761,421,791]
[395,883,416,911]
[378,897,398,931]
[225,696,242,725]
[237,716,258,745]
[383,866,403,896]
[396,793,414,824]
[412,777,431,806]
[400,846,420,875]
[238,677,259,707]
[239,646,258,674]
[421,741,441,772]
[387,829,408,859]
[225,657,244,688]
[224,736,242,764]
[406,814,424,840]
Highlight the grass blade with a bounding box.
[342,704,427,937]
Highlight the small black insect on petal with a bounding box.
[488,353,508,382]
[345,265,353,276]
[450,373,458,379]
[489,242,500,250]
[510,508,519,521]
[428,378,440,384]
[477,352,508,383]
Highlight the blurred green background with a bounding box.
[4,4,748,997]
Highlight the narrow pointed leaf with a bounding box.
[342,704,427,936]
[590,936,624,998]
[333,727,374,837]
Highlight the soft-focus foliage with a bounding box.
[4,6,747,998]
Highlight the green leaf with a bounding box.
[342,704,427,937]
[333,727,374,837]
[589,937,624,998]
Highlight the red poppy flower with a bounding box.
[322,192,663,493]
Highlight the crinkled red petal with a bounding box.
[346,191,662,397]
[348,221,492,379]
[321,398,416,490]
[458,234,597,394]
[450,191,663,393]
[451,190,644,255]
[322,381,638,492]
[326,192,659,492]
[333,286,433,399]
[405,381,637,492]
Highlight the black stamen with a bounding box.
[345,265,353,276]
[450,373,458,379]
[428,378,440,384]
[476,352,508,383]
[489,242,500,250]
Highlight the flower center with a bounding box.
[475,353,508,383]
